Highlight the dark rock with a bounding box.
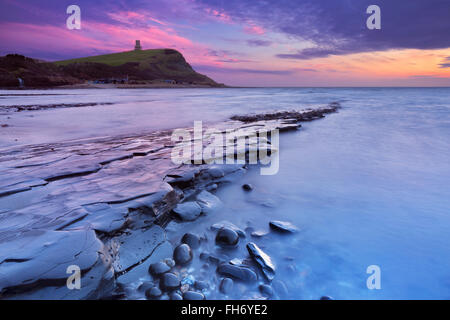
[145,286,162,299]
[246,242,276,280]
[211,221,246,237]
[242,184,253,191]
[215,227,239,247]
[181,232,200,249]
[320,296,334,300]
[194,280,209,290]
[172,201,201,221]
[259,284,273,297]
[183,291,205,300]
[173,244,193,265]
[217,264,257,282]
[170,292,183,300]
[148,261,171,277]
[269,220,299,233]
[272,280,288,298]
[219,278,234,294]
[138,281,155,292]
[160,272,181,291]
[199,252,225,265]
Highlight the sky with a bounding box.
[0,0,449,86]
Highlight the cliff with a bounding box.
[0,49,222,88]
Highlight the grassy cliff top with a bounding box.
[55,49,183,67]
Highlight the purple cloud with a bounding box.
[247,39,272,47]
[196,0,450,59]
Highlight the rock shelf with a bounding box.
[0,103,339,299]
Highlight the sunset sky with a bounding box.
[0,0,449,86]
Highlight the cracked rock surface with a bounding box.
[0,105,339,299]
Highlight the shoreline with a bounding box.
[0,105,340,300]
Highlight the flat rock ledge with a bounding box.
[0,104,339,299]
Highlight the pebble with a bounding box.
[219,278,234,294]
[160,273,181,291]
[215,227,239,247]
[148,261,171,277]
[217,264,257,282]
[183,291,205,300]
[145,286,162,299]
[138,281,154,292]
[242,184,253,191]
[173,244,193,265]
[269,220,299,233]
[170,292,183,300]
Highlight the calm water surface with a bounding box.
[1,88,449,299]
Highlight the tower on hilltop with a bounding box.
[135,40,142,51]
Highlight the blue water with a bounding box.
[2,87,450,299]
[163,88,450,299]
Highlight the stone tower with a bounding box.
[135,40,142,51]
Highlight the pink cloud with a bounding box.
[244,24,265,35]
[107,10,168,26]
[0,21,222,68]
[204,8,233,23]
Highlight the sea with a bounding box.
[1,87,449,299]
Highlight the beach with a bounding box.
[1,87,449,300]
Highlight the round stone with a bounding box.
[219,278,233,294]
[148,261,171,277]
[170,292,183,300]
[145,286,162,299]
[183,291,205,300]
[215,227,239,246]
[242,184,253,191]
[160,273,181,291]
[173,244,193,265]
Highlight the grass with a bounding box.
[54,49,178,67]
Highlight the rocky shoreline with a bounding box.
[0,103,340,300]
